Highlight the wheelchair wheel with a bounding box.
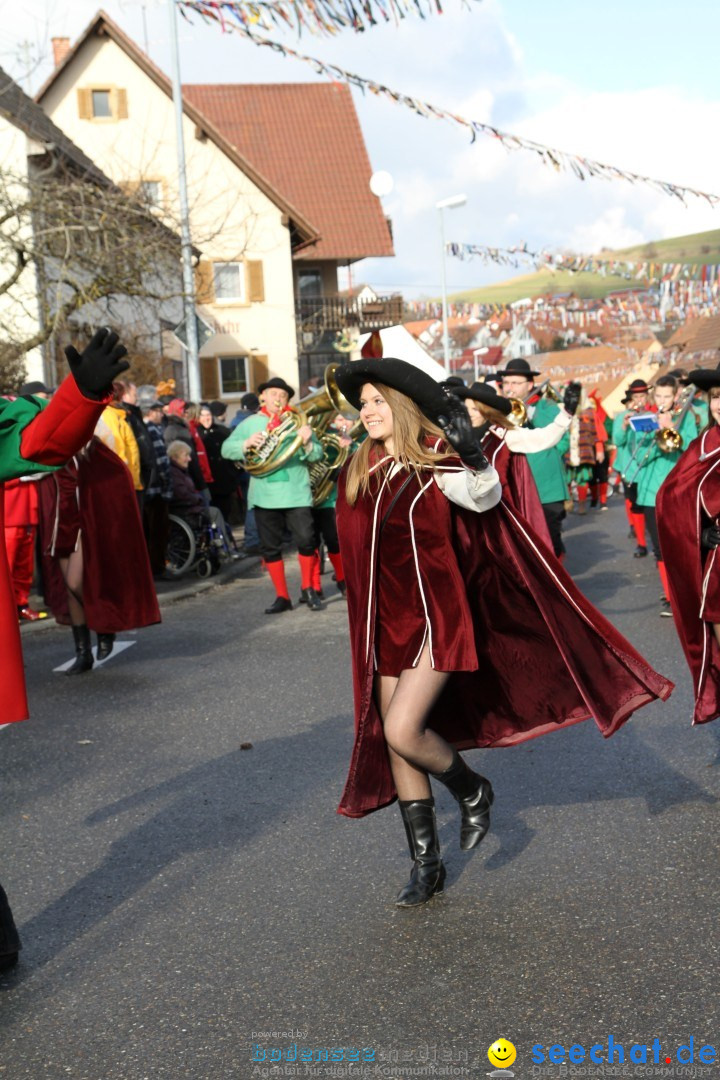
[196,556,213,579]
[166,515,197,577]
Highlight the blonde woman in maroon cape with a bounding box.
[657,368,720,723]
[334,358,673,909]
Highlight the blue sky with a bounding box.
[3,0,720,297]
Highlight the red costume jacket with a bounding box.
[657,424,720,724]
[38,439,161,633]
[336,446,674,818]
[0,379,106,724]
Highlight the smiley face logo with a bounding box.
[488,1039,517,1069]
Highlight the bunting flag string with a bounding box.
[446,242,720,284]
[175,14,720,206]
[177,0,477,38]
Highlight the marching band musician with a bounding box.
[657,364,720,723]
[612,379,653,557]
[333,357,673,908]
[633,375,699,617]
[221,376,325,613]
[496,358,575,559]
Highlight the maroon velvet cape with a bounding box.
[657,424,720,724]
[336,455,674,818]
[484,428,553,551]
[39,439,160,633]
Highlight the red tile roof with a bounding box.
[183,82,394,263]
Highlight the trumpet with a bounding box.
[654,388,694,455]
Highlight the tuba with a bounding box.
[299,363,361,504]
[243,408,309,476]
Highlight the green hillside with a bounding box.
[450,229,720,306]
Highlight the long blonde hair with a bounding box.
[344,382,449,505]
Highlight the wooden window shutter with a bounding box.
[194,261,215,304]
[77,89,92,119]
[246,260,265,303]
[200,357,220,400]
[114,88,128,119]
[250,355,269,391]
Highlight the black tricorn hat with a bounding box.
[334,358,447,419]
[621,378,650,404]
[20,380,52,396]
[688,364,720,392]
[257,376,295,399]
[449,381,512,416]
[498,357,541,378]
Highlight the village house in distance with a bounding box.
[37,11,395,401]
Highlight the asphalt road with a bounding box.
[1,495,719,1079]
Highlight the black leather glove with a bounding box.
[563,382,582,416]
[701,526,720,550]
[65,328,129,400]
[435,393,489,471]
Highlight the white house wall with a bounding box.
[40,33,299,396]
[0,117,45,384]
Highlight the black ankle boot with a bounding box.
[431,751,494,851]
[96,633,115,661]
[0,883,20,972]
[66,625,94,675]
[395,800,446,907]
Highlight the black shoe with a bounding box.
[337,579,347,596]
[633,545,648,558]
[299,588,324,611]
[66,625,94,675]
[0,884,21,971]
[96,633,115,661]
[265,596,293,614]
[396,800,446,907]
[431,751,494,850]
[660,599,673,618]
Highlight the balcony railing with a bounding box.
[296,294,404,336]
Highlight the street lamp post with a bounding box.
[168,0,201,402]
[436,194,467,376]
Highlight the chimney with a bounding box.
[51,37,71,68]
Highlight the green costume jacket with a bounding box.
[636,408,700,508]
[525,397,570,504]
[221,408,323,509]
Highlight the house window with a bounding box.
[92,89,111,117]
[213,262,245,302]
[139,180,162,207]
[298,271,322,299]
[220,356,249,395]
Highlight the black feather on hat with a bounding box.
[334,358,448,420]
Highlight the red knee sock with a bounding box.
[624,498,634,528]
[328,551,345,584]
[577,484,589,504]
[311,550,322,592]
[632,513,646,547]
[598,482,608,506]
[658,560,670,602]
[266,559,290,600]
[298,553,316,591]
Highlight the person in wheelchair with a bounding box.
[167,441,237,556]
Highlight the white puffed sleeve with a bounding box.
[434,466,502,513]
[503,410,571,454]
